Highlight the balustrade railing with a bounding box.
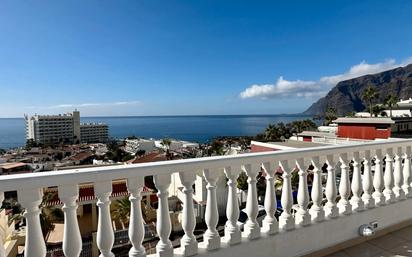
[1,139,412,257]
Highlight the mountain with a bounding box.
[304,64,412,115]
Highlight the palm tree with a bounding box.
[324,107,337,126]
[160,138,172,159]
[9,193,64,240]
[384,94,398,118]
[111,197,131,229]
[362,86,379,117]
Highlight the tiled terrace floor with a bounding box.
[325,225,412,257]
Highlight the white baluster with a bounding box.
[350,152,364,212]
[402,146,412,197]
[279,160,295,231]
[18,188,46,257]
[383,149,395,204]
[324,155,338,219]
[95,181,115,257]
[309,157,325,223]
[126,177,146,257]
[372,150,385,206]
[223,166,242,244]
[178,172,198,256]
[361,151,375,209]
[0,192,6,257]
[58,184,82,257]
[295,158,311,227]
[242,164,261,239]
[202,169,220,251]
[338,154,352,215]
[393,147,406,200]
[153,174,173,257]
[261,162,279,235]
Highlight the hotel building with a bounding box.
[25,110,108,145]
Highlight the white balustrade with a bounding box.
[372,150,385,206]
[178,172,198,256]
[402,146,412,197]
[361,151,375,209]
[223,166,242,244]
[95,181,115,257]
[279,160,295,231]
[324,155,338,219]
[242,164,261,239]
[338,154,352,215]
[3,139,412,257]
[203,169,221,250]
[309,157,325,222]
[393,147,406,200]
[0,192,6,257]
[261,162,279,234]
[18,188,47,257]
[59,184,82,257]
[295,158,311,227]
[383,149,395,204]
[154,174,173,257]
[127,177,147,257]
[350,152,364,212]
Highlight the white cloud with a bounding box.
[240,57,412,100]
[48,101,141,109]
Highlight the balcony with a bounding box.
[1,139,412,257]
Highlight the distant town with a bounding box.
[2,95,412,256]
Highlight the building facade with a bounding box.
[25,111,108,145]
[80,123,109,143]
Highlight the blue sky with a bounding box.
[1,0,412,117]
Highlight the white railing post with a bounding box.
[94,181,115,257]
[295,158,311,227]
[361,151,375,209]
[178,171,198,256]
[58,184,82,257]
[383,149,395,204]
[0,192,6,257]
[393,147,406,200]
[309,157,324,223]
[402,146,412,197]
[153,174,173,257]
[338,154,352,215]
[279,160,295,231]
[18,188,47,257]
[324,155,338,219]
[350,152,364,212]
[261,162,279,235]
[126,177,146,257]
[372,150,385,206]
[223,166,242,244]
[202,169,220,251]
[242,164,261,240]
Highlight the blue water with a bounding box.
[0,115,311,149]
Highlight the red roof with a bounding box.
[45,182,154,206]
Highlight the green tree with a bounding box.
[324,107,337,126]
[111,197,131,229]
[384,94,398,118]
[372,105,385,117]
[362,86,379,117]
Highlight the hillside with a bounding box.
[304,64,412,115]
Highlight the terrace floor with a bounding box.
[325,225,412,257]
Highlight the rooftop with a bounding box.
[333,117,395,124]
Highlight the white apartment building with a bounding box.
[25,110,108,145]
[80,123,109,144]
[124,138,156,154]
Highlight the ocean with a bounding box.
[0,115,312,149]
